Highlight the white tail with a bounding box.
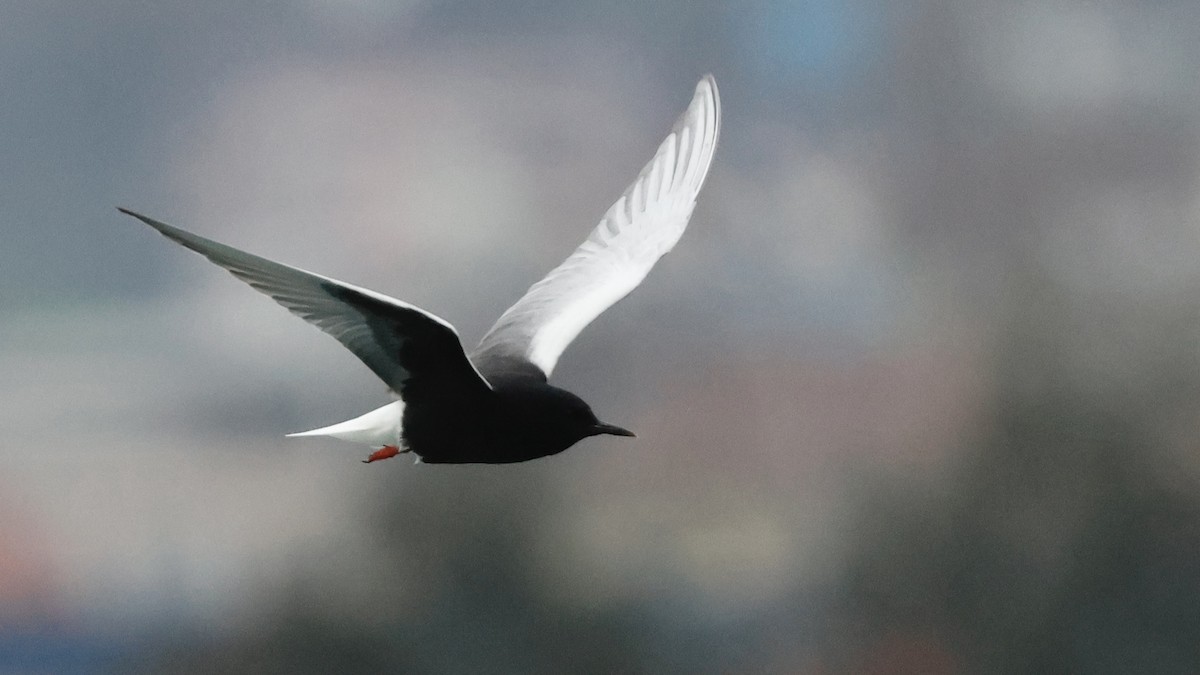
[286,400,405,448]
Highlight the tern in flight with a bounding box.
[121,75,719,464]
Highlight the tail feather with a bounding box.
[286,401,405,448]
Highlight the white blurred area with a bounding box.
[4,0,1200,671]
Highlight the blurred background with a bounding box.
[4,0,1200,672]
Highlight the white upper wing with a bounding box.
[120,208,491,396]
[474,75,720,378]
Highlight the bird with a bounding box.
[120,75,720,464]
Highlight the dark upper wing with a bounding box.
[473,75,720,379]
[120,208,491,397]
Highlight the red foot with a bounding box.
[363,446,401,464]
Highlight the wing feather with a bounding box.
[474,75,721,378]
[119,208,491,396]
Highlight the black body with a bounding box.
[402,372,632,464]
[324,286,635,461]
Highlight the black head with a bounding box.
[495,382,635,460]
[552,388,635,442]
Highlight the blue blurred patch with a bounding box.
[743,0,884,89]
[0,630,127,674]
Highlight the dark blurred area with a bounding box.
[5,1,1200,673]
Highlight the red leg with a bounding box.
[363,445,402,463]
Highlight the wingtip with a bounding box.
[117,207,179,237]
[689,75,720,138]
[116,206,152,224]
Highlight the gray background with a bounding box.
[4,1,1200,672]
